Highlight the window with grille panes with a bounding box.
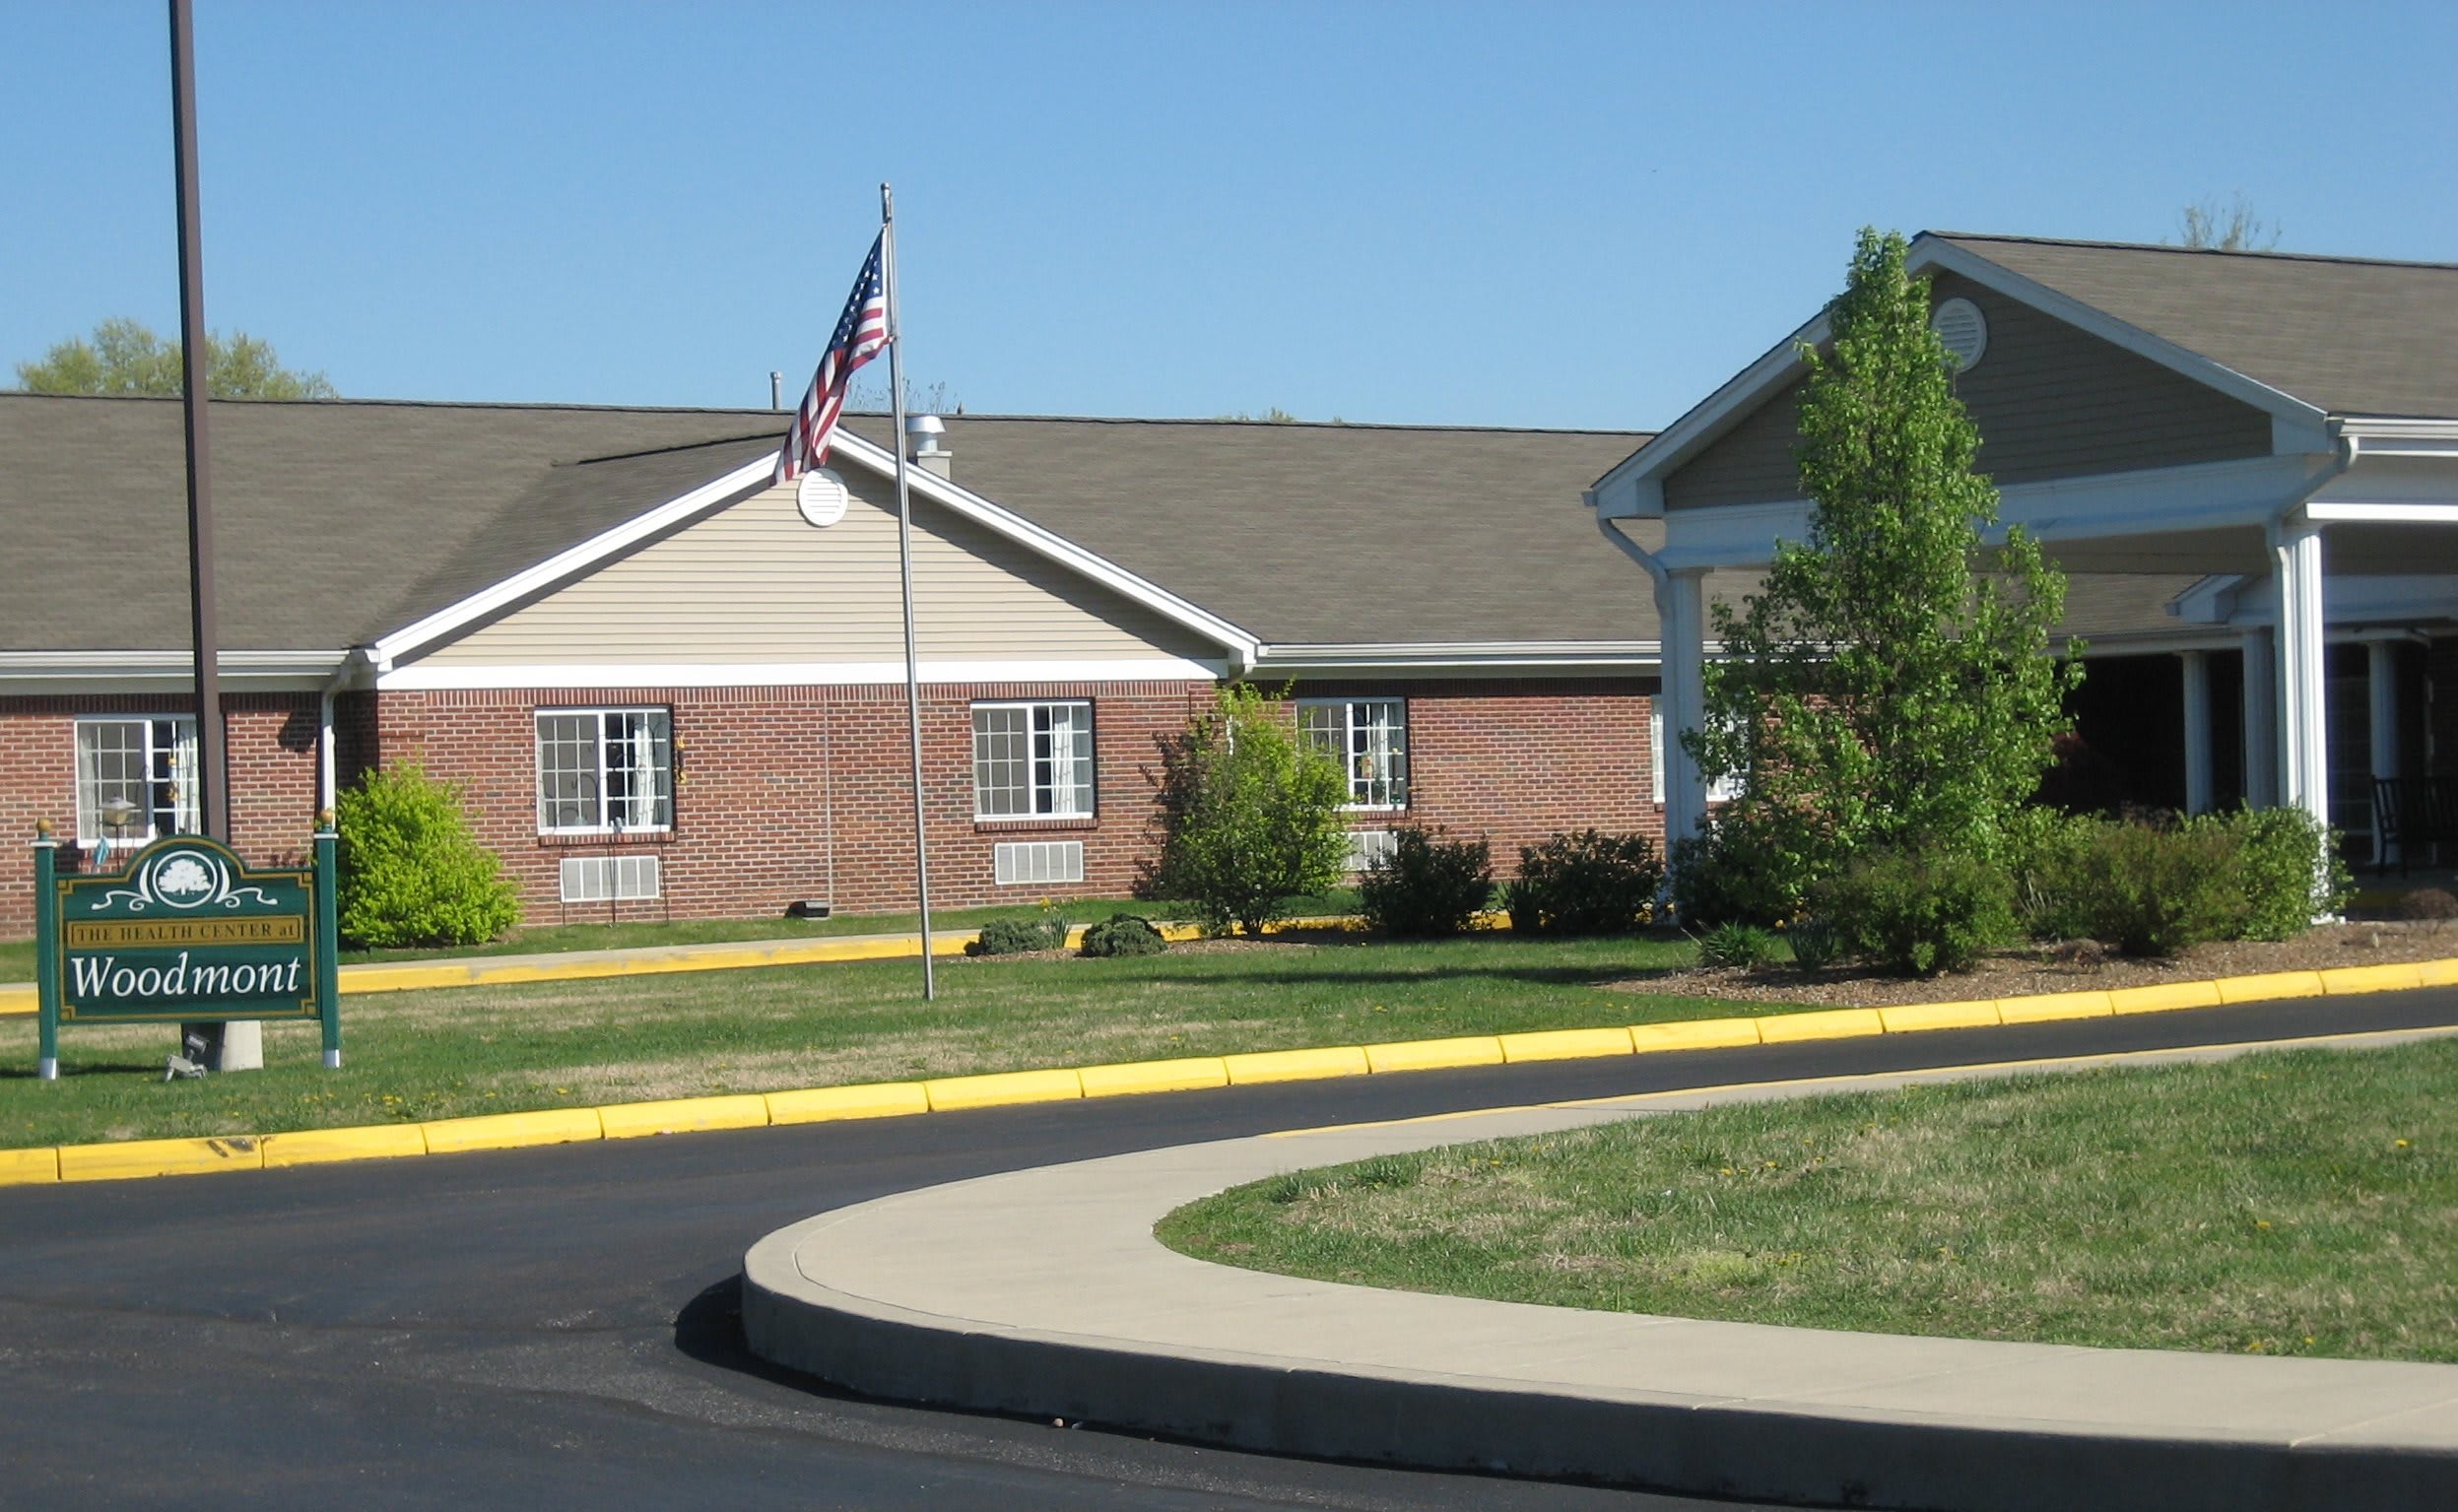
[535,708,674,833]
[75,716,199,845]
[971,701,1096,819]
[1298,698,1408,809]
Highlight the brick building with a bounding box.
[1,398,1683,934]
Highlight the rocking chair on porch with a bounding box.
[2371,775,2458,876]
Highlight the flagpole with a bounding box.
[882,182,937,1001]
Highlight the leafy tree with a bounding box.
[2173,194,2281,252]
[1678,228,2080,919]
[14,317,336,399]
[336,763,521,948]
[1156,684,1350,937]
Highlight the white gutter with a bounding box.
[1251,640,1660,675]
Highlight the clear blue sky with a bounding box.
[6,1,2452,431]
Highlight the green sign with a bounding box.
[33,829,342,1080]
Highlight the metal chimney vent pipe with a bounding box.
[906,413,952,479]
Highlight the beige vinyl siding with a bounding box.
[1664,274,2276,510]
[418,471,1220,666]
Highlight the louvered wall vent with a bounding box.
[1930,297,1989,369]
[994,840,1085,887]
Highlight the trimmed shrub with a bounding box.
[1812,848,2014,977]
[1503,828,1664,937]
[1783,915,1845,972]
[1359,826,1494,939]
[2038,819,2244,957]
[1080,912,1168,957]
[335,763,521,949]
[1667,808,1810,929]
[969,909,1070,956]
[1697,921,1781,970]
[2230,805,2352,941]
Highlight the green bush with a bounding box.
[1079,912,1168,957]
[969,908,1070,956]
[2230,805,2352,941]
[1668,808,1813,929]
[1784,915,1845,972]
[335,763,521,949]
[1812,848,2014,977]
[2037,818,2244,957]
[1155,686,1350,937]
[1697,921,1781,969]
[1503,828,1664,937]
[1359,826,1494,939]
[2003,805,2096,940]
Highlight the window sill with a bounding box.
[972,815,1099,832]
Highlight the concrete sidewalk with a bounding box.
[745,1028,2458,1512]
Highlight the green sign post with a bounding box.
[33,822,341,1080]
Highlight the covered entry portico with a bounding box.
[1590,233,2458,861]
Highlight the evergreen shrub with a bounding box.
[969,908,1070,955]
[335,763,521,949]
[1359,826,1494,938]
[1079,912,1168,957]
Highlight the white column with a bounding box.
[2271,519,2330,833]
[2180,649,2214,816]
[2240,626,2277,810]
[1654,567,1708,855]
[2369,639,2402,867]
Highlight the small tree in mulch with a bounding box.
[1154,685,1349,939]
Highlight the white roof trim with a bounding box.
[1593,233,2336,512]
[0,649,347,680]
[374,655,1226,691]
[1252,640,1660,675]
[369,436,1261,668]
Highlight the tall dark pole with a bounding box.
[169,0,228,845]
[171,0,252,1071]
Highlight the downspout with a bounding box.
[2266,429,2361,831]
[317,648,376,818]
[1597,516,1695,906]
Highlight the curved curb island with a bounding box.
[744,1030,2458,1512]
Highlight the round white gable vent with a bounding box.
[795,468,850,528]
[1930,297,1988,369]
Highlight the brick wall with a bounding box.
[3,676,1665,936]
[0,691,324,934]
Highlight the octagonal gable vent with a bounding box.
[1930,297,1989,369]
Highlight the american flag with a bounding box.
[775,234,889,483]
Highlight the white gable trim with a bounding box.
[374,655,1226,691]
[1590,233,2337,519]
[368,435,1261,670]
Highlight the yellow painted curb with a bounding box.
[2215,970,2326,1005]
[260,1124,431,1168]
[598,1094,772,1141]
[1079,1057,1229,1099]
[1757,1007,1887,1044]
[0,983,32,1017]
[0,1146,61,1186]
[1628,1018,1762,1053]
[924,1068,1084,1112]
[59,1135,262,1183]
[1223,1045,1372,1085]
[1363,1036,1505,1075]
[2420,957,2458,987]
[765,1082,930,1126]
[421,1107,604,1154]
[2108,981,2225,1016]
[1997,990,2112,1025]
[1497,1026,1636,1063]
[2319,962,2426,995]
[1878,1000,2000,1034]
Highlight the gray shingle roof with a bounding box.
[1933,233,2458,421]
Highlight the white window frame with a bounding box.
[74,715,200,846]
[535,706,674,835]
[970,700,1096,821]
[1649,707,1742,805]
[1298,697,1409,811]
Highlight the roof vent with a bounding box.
[1930,297,1988,369]
[905,414,952,479]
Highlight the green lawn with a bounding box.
[0,930,1762,1150]
[0,888,1365,981]
[1159,1038,2458,1363]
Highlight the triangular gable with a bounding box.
[368,430,1259,673]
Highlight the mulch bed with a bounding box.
[1614,921,2458,1008]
